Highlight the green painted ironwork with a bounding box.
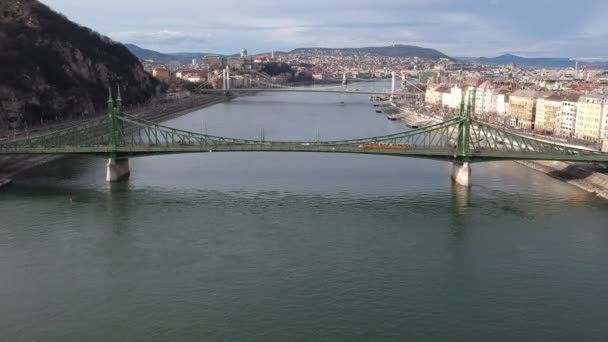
[1,102,608,163]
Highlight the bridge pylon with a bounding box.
[106,86,130,182]
[452,96,473,186]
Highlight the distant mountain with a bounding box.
[0,0,158,128]
[290,45,450,59]
[124,44,177,63]
[125,44,288,64]
[479,54,573,68]
[459,54,608,69]
[124,44,218,64]
[125,43,448,63]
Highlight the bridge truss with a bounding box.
[1,92,606,164]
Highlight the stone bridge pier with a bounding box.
[452,162,471,187]
[106,157,130,182]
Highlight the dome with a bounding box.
[241,48,248,57]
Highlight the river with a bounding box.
[1,81,607,341]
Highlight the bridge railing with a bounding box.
[2,105,606,163]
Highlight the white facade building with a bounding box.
[560,94,580,137]
[575,94,606,142]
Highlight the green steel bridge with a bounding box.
[1,90,607,184]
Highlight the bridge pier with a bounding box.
[452,162,471,187]
[106,158,130,182]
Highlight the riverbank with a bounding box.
[393,107,608,199]
[517,160,608,200]
[0,94,228,186]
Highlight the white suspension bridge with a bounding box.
[198,67,425,97]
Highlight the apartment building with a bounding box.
[559,94,581,137]
[508,90,539,129]
[535,94,564,134]
[575,94,606,142]
[152,68,171,81]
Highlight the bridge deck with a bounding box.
[2,144,608,163]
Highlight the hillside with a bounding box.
[477,54,573,68]
[0,0,158,128]
[125,44,216,64]
[125,44,288,63]
[290,45,450,59]
[125,43,448,63]
[124,43,179,64]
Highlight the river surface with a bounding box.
[1,81,608,341]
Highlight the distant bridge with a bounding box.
[1,89,607,186]
[200,70,424,97]
[200,88,417,96]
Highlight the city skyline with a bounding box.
[39,0,608,58]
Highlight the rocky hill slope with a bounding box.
[0,0,158,128]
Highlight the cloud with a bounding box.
[41,0,608,57]
[108,30,212,51]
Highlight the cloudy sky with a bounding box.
[40,0,607,58]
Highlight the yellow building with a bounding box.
[152,68,171,81]
[575,95,606,142]
[535,94,564,134]
[508,90,539,129]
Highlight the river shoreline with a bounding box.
[517,160,608,200]
[391,107,608,200]
[0,95,228,187]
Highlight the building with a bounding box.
[494,89,510,116]
[473,81,493,115]
[447,85,464,110]
[227,57,244,69]
[508,90,539,129]
[535,94,565,134]
[439,86,452,108]
[425,85,444,106]
[559,94,581,137]
[447,85,475,111]
[575,94,606,142]
[185,74,203,83]
[152,68,171,81]
[203,55,226,70]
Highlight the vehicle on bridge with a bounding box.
[358,144,411,151]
